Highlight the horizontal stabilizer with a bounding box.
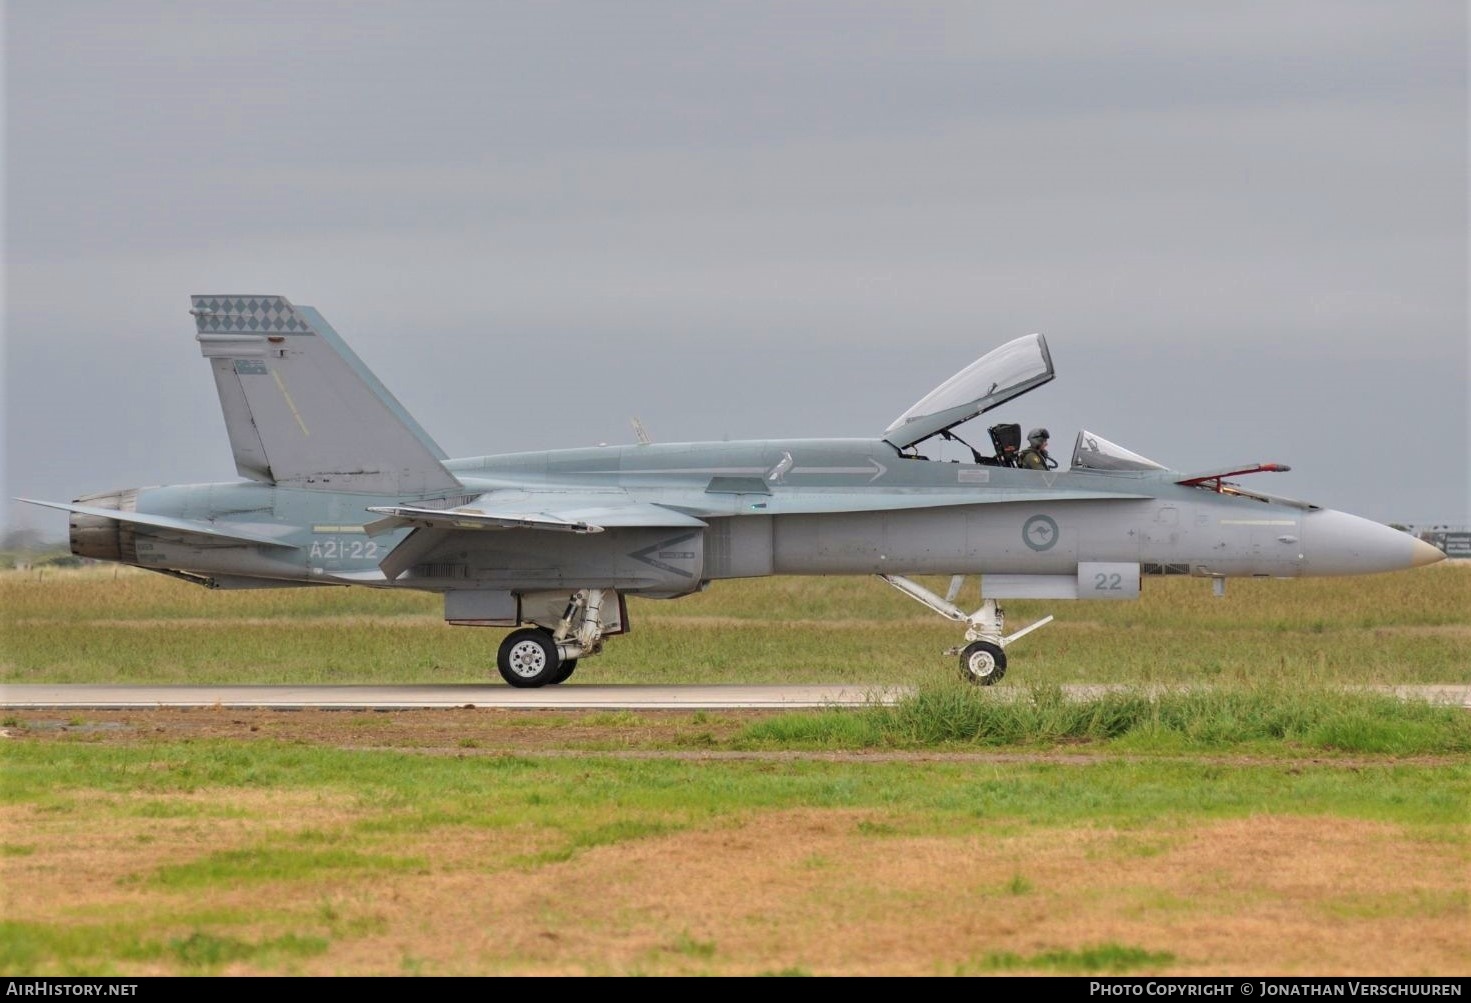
[193,295,463,495]
[16,498,296,548]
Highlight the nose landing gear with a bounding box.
[878,574,1054,686]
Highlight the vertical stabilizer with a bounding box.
[192,295,463,495]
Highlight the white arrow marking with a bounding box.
[789,459,888,482]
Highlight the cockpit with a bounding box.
[882,333,1059,466]
[882,333,1170,473]
[883,333,1054,454]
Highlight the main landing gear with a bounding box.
[496,588,607,688]
[878,574,1054,685]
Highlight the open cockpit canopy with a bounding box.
[883,333,1054,450]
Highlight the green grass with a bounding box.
[3,565,1468,684]
[0,920,330,975]
[963,943,1175,974]
[147,847,428,888]
[738,682,1471,756]
[5,738,1467,831]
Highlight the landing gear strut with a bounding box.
[495,588,608,688]
[878,575,1054,686]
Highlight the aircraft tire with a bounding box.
[551,659,578,684]
[958,641,1006,686]
[497,628,561,688]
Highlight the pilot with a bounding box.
[1018,428,1056,470]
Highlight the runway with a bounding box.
[0,683,909,710]
[2,683,1467,711]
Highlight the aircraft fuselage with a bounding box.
[68,437,1422,597]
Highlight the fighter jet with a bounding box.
[20,295,1445,687]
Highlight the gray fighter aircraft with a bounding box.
[20,295,1445,687]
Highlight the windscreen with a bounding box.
[1070,430,1167,471]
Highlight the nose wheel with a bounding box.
[959,640,1006,685]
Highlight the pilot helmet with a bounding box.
[1027,427,1050,446]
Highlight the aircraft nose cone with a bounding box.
[1411,537,1448,568]
[1303,509,1442,576]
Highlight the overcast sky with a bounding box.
[4,1,1467,539]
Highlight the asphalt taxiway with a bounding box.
[2,683,1466,710]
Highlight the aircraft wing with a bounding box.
[364,492,708,536]
[16,498,297,548]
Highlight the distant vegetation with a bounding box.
[0,530,76,570]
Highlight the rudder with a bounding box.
[192,295,463,495]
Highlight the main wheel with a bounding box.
[550,658,578,684]
[958,641,1006,686]
[497,628,561,688]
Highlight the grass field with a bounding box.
[2,563,1468,976]
[3,562,1468,685]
